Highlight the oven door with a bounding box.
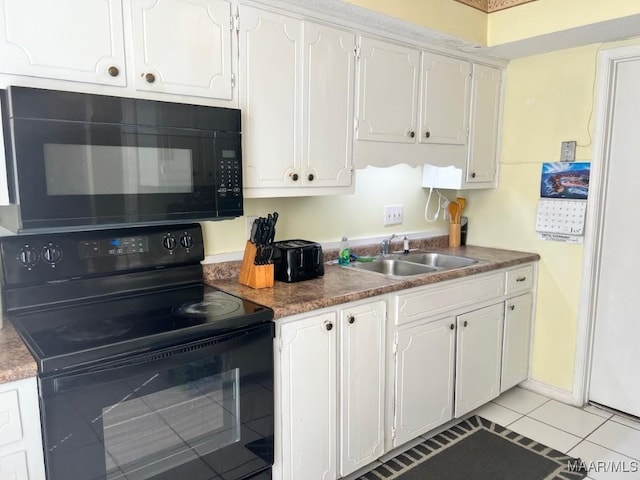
[10,118,242,230]
[38,323,274,480]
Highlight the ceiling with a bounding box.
[454,0,537,13]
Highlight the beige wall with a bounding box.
[202,164,450,255]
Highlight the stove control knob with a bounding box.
[42,244,63,265]
[18,246,39,269]
[162,234,177,251]
[180,233,194,249]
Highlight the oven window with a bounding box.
[100,367,240,479]
[43,144,194,195]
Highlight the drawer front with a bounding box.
[394,273,505,325]
[0,389,23,447]
[506,265,534,295]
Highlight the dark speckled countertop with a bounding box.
[205,245,540,320]
[0,243,539,385]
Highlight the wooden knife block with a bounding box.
[239,241,274,289]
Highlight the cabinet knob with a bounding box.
[424,131,431,138]
[325,321,333,331]
[509,305,515,311]
[348,315,355,324]
[463,320,468,327]
[408,130,415,138]
[308,173,314,182]
[449,323,455,330]
[108,66,120,77]
[471,172,477,178]
[145,73,156,83]
[290,172,299,181]
[516,276,527,282]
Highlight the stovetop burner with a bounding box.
[174,291,242,318]
[55,318,134,343]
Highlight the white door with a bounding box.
[239,6,302,189]
[338,301,385,477]
[455,303,504,417]
[466,64,502,185]
[279,313,337,480]
[419,52,470,145]
[589,56,640,418]
[393,316,455,447]
[129,0,233,99]
[356,36,419,143]
[0,0,126,85]
[302,22,355,188]
[501,293,533,392]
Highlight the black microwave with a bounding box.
[0,87,243,232]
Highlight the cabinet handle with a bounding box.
[463,320,468,327]
[348,315,355,324]
[145,73,156,83]
[509,305,515,311]
[408,130,415,138]
[449,323,455,330]
[290,172,299,182]
[324,321,333,331]
[424,131,431,138]
[516,276,527,282]
[308,173,314,182]
[108,66,120,77]
[471,172,477,178]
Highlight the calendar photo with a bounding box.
[540,162,590,199]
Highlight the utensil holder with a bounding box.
[239,241,274,289]
[449,223,461,247]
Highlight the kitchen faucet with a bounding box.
[380,234,397,256]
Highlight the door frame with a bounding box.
[572,43,640,406]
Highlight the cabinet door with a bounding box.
[279,313,337,480]
[466,64,502,184]
[356,36,419,143]
[129,0,233,99]
[302,22,355,188]
[339,300,385,477]
[239,6,302,189]
[455,303,504,417]
[0,0,126,85]
[393,317,455,447]
[501,293,533,392]
[419,52,470,145]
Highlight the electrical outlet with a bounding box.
[245,216,258,240]
[384,205,403,225]
[561,141,576,161]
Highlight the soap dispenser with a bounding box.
[338,236,350,265]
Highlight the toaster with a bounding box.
[273,239,324,283]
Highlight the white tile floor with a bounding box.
[474,387,640,479]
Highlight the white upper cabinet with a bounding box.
[240,6,355,197]
[302,22,355,188]
[0,0,126,86]
[419,53,470,145]
[465,63,503,187]
[129,0,233,99]
[239,6,302,190]
[356,36,420,143]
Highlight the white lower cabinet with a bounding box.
[501,293,533,392]
[0,377,45,480]
[393,316,456,448]
[454,303,504,417]
[276,298,386,480]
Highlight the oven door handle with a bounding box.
[41,323,273,395]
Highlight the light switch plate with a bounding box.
[384,205,403,225]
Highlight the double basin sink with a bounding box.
[346,251,480,279]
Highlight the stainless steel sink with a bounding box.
[350,259,438,277]
[345,251,480,278]
[390,252,478,269]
